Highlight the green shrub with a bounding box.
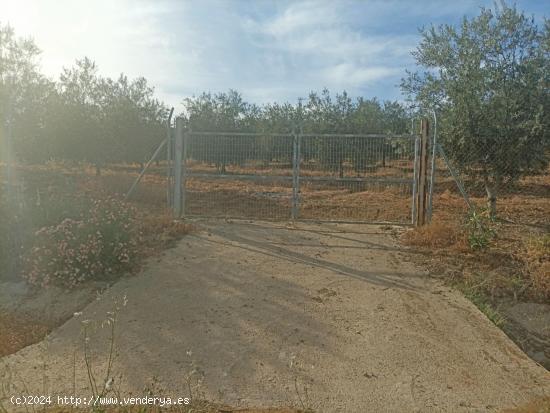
[23,196,139,288]
[465,209,496,250]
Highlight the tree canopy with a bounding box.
[401,4,550,215]
[1,24,167,172]
[1,22,411,177]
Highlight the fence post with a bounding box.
[173,117,184,218]
[181,129,188,217]
[411,136,420,225]
[291,128,301,220]
[415,118,430,226]
[427,110,437,223]
[166,107,174,208]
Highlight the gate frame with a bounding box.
[171,124,427,225]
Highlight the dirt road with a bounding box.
[2,221,549,412]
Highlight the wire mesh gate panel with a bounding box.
[176,131,418,223]
[185,132,294,220]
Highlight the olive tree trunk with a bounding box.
[483,173,501,218]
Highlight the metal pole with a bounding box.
[427,109,437,222]
[411,136,419,225]
[166,107,174,208]
[437,143,474,211]
[291,128,301,220]
[125,139,167,200]
[173,118,184,217]
[181,129,188,217]
[167,128,173,207]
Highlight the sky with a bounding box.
[2,0,548,111]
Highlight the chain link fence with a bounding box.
[430,140,550,228]
[177,131,418,223]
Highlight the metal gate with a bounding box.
[169,120,425,224]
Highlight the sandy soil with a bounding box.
[1,221,549,412]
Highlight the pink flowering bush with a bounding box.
[23,197,139,288]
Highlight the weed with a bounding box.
[448,269,508,327]
[462,289,506,327]
[465,209,497,251]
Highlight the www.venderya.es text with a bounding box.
[10,395,191,407]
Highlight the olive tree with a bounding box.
[402,4,549,216]
[0,24,55,163]
[183,90,255,172]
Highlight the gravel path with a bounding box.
[2,221,549,412]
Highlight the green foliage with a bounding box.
[51,58,167,170]
[465,209,496,250]
[2,22,415,175]
[0,24,55,165]
[1,24,167,169]
[402,3,550,215]
[182,88,413,174]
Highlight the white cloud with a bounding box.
[3,0,543,108]
[262,1,342,36]
[322,63,401,87]
[0,0,422,106]
[241,0,415,100]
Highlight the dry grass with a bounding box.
[502,397,550,413]
[404,164,550,302]
[0,313,51,357]
[183,158,414,179]
[184,176,413,223]
[515,234,550,300]
[137,212,196,255]
[401,221,467,250]
[116,161,550,226]
[96,161,414,223]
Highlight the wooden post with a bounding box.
[173,118,184,218]
[416,118,429,226]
